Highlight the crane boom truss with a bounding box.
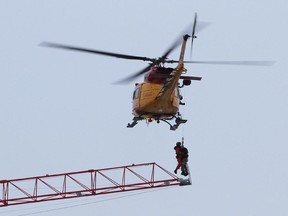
[0,162,180,207]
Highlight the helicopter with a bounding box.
[41,13,274,130]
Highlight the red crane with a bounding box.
[0,162,191,207]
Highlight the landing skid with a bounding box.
[162,117,187,131]
[127,117,142,128]
[127,114,187,131]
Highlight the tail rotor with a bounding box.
[190,13,198,60]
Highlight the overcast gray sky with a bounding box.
[1,0,287,215]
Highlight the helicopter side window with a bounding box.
[133,88,140,100]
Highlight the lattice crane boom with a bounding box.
[0,162,188,207]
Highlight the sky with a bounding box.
[0,0,287,215]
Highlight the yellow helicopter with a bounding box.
[41,14,273,130]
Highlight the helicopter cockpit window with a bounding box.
[133,88,140,99]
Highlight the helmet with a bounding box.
[176,142,181,146]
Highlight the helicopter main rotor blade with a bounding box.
[115,26,193,84]
[157,32,185,64]
[183,60,275,66]
[161,38,182,60]
[40,42,154,62]
[113,65,152,84]
[113,22,196,84]
[164,59,275,66]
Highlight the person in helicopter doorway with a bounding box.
[174,142,189,176]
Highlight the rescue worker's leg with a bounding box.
[181,158,188,176]
[174,157,182,174]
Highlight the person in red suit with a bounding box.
[174,142,189,176]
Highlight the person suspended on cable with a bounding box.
[174,142,183,174]
[181,145,189,176]
[173,141,189,176]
